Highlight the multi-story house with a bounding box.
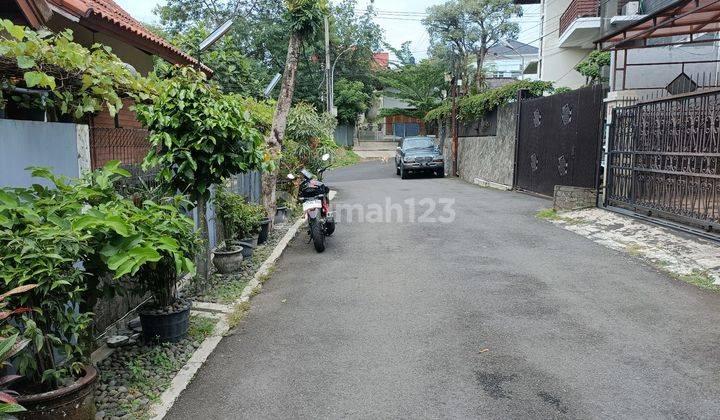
[518,0,720,94]
[484,39,539,79]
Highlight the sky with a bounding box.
[115,0,543,60]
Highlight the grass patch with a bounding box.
[676,270,720,292]
[535,208,585,224]
[331,147,361,168]
[228,301,251,329]
[250,284,262,297]
[189,314,217,339]
[536,209,563,220]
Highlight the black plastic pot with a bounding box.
[139,299,191,343]
[213,245,244,274]
[16,366,98,420]
[257,218,271,245]
[274,206,288,224]
[237,241,255,259]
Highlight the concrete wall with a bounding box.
[0,119,90,187]
[334,124,355,147]
[455,104,517,188]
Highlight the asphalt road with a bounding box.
[168,161,720,419]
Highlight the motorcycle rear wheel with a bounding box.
[310,219,326,253]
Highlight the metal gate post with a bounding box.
[512,89,528,189]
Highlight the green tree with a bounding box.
[153,0,381,109]
[378,59,447,115]
[334,78,370,125]
[465,0,521,91]
[261,0,327,222]
[385,41,416,67]
[424,0,521,93]
[136,66,268,282]
[575,51,611,84]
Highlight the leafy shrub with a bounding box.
[334,78,370,125]
[0,285,36,414]
[280,103,337,191]
[575,51,610,84]
[213,186,265,242]
[0,163,197,390]
[0,19,153,119]
[423,80,555,122]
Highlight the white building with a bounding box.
[484,40,539,79]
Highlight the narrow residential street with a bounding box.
[168,161,720,419]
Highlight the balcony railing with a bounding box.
[559,0,600,37]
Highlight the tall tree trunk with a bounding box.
[196,195,211,284]
[261,32,302,226]
[475,48,486,93]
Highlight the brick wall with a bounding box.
[90,127,150,170]
[89,98,150,169]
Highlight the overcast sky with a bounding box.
[115,0,542,59]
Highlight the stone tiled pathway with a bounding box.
[550,208,720,284]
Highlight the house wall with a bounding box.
[540,0,589,89]
[455,104,517,188]
[46,15,154,75]
[484,54,538,79]
[610,43,720,92]
[0,119,90,187]
[384,115,426,135]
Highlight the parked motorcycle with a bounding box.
[287,153,335,252]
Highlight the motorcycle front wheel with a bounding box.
[309,218,326,253]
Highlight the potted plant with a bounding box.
[257,214,271,245]
[0,186,99,419]
[237,202,263,258]
[0,285,36,417]
[212,187,247,273]
[274,203,289,224]
[99,198,198,343]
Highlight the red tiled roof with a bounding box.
[372,52,389,69]
[46,0,210,73]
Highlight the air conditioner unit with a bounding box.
[622,1,640,15]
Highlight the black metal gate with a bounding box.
[515,85,605,196]
[606,89,720,232]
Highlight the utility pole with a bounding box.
[324,16,332,114]
[451,75,459,177]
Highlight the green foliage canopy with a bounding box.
[136,66,269,203]
[575,51,611,84]
[334,78,370,124]
[424,79,554,122]
[0,19,152,119]
[378,59,447,115]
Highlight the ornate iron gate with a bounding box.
[515,85,605,196]
[606,89,720,231]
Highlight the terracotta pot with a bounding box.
[213,246,244,274]
[16,366,97,420]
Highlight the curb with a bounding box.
[148,202,315,419]
[149,312,229,420]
